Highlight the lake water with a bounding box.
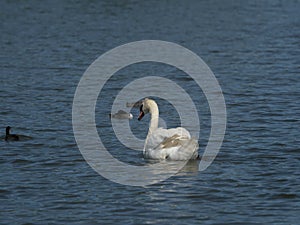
[1,1,299,224]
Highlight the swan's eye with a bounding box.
[139,104,143,112]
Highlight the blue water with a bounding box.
[1,1,299,224]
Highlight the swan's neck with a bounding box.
[143,100,159,152]
[148,101,159,135]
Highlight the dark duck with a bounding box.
[5,126,19,141]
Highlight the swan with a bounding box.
[138,98,199,160]
[5,126,20,141]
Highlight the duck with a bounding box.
[126,100,143,108]
[138,98,199,160]
[109,110,133,119]
[5,126,19,141]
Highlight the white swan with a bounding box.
[138,98,199,160]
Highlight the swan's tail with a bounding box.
[183,137,199,160]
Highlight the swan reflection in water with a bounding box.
[145,157,200,176]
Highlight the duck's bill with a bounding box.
[138,111,144,120]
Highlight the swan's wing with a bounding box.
[144,128,198,160]
[164,127,191,139]
[145,127,191,149]
[158,134,188,149]
[158,136,198,160]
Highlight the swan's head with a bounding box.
[138,98,158,121]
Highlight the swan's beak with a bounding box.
[138,111,144,120]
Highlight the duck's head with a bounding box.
[6,126,11,135]
[128,113,133,119]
